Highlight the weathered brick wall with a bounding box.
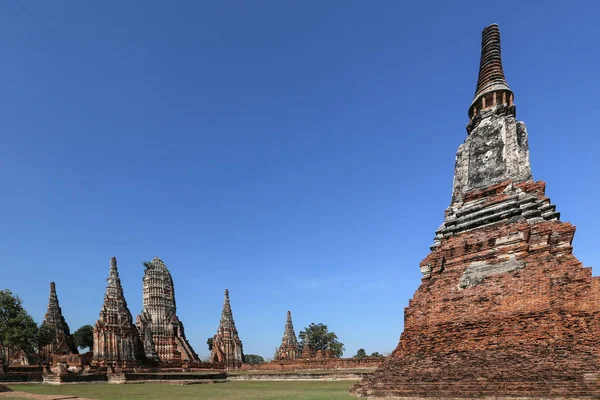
[142,361,225,372]
[50,353,92,367]
[241,357,383,371]
[352,181,600,398]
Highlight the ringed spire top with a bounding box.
[469,24,514,120]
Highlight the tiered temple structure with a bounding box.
[40,282,78,360]
[210,289,244,369]
[351,24,600,398]
[93,257,141,365]
[135,258,198,363]
[274,311,299,360]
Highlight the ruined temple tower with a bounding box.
[275,311,299,360]
[93,257,141,365]
[41,282,78,359]
[135,257,198,363]
[351,24,600,398]
[210,289,244,369]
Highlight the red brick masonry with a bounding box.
[351,181,600,398]
[241,357,383,372]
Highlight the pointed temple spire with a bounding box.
[351,24,598,398]
[93,257,141,365]
[210,289,244,369]
[220,289,234,325]
[135,257,199,363]
[468,24,514,121]
[275,311,299,360]
[41,282,77,359]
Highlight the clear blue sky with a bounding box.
[1,1,599,360]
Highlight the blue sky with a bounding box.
[1,1,599,360]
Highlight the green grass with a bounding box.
[8,381,358,399]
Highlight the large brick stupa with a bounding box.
[351,24,600,399]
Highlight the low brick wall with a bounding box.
[142,361,224,372]
[50,353,92,367]
[240,357,384,372]
[124,372,226,381]
[0,366,44,383]
[43,374,108,385]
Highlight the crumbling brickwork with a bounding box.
[210,289,244,369]
[275,311,299,360]
[135,258,198,363]
[40,282,78,360]
[93,257,142,365]
[241,356,384,372]
[351,24,600,399]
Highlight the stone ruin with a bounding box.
[93,257,142,365]
[40,282,78,361]
[135,257,199,363]
[210,289,244,369]
[351,24,600,398]
[298,336,335,360]
[274,311,299,361]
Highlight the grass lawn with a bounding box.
[8,381,357,399]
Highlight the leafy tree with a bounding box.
[243,354,264,364]
[0,290,39,365]
[298,323,345,358]
[370,351,383,357]
[36,323,55,352]
[73,325,94,350]
[354,348,367,358]
[207,337,213,351]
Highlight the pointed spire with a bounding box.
[282,310,297,345]
[211,289,244,368]
[49,281,57,301]
[220,289,234,325]
[275,310,299,360]
[102,257,128,308]
[285,311,294,331]
[469,24,513,119]
[46,282,61,317]
[44,282,62,323]
[42,282,78,355]
[94,257,139,363]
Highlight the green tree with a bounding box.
[354,348,367,358]
[73,325,94,350]
[36,323,55,353]
[370,351,383,357]
[298,323,345,358]
[207,337,214,351]
[243,354,264,364]
[0,290,38,365]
